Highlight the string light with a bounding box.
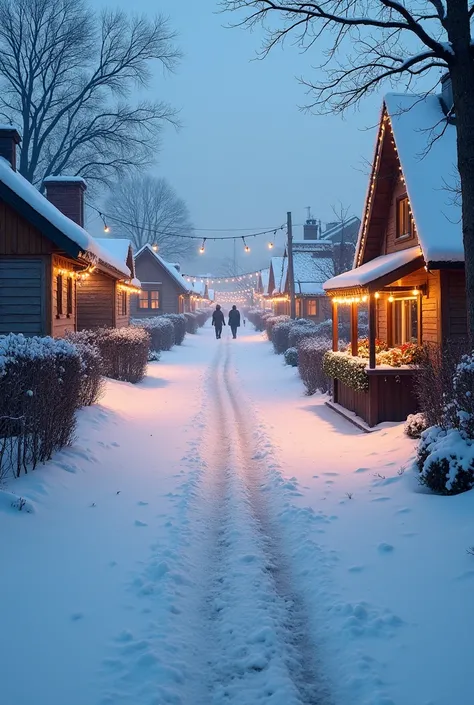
[183,269,261,281]
[268,242,274,249]
[152,243,159,252]
[199,238,206,254]
[118,282,141,294]
[242,236,250,253]
[99,212,110,233]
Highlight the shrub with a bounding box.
[194,309,210,327]
[417,426,474,495]
[322,351,369,392]
[0,334,82,478]
[272,321,295,354]
[66,332,105,406]
[162,313,186,345]
[265,315,291,341]
[93,327,150,383]
[131,317,175,352]
[184,312,199,334]
[246,308,268,332]
[284,347,298,367]
[298,337,332,394]
[289,323,319,349]
[404,413,427,439]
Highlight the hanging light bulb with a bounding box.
[199,238,206,254]
[268,242,274,249]
[99,212,110,233]
[242,236,250,253]
[152,243,159,252]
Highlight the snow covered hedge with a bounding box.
[66,332,105,406]
[184,312,199,334]
[322,351,369,392]
[162,314,186,345]
[75,327,150,383]
[416,352,474,495]
[246,308,272,332]
[0,334,82,478]
[284,347,298,367]
[404,413,427,439]
[265,315,291,341]
[131,317,175,353]
[298,337,332,394]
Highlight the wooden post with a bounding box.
[368,293,377,369]
[287,211,296,319]
[332,300,338,351]
[350,302,358,356]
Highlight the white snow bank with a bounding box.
[0,489,35,514]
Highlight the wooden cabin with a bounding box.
[323,87,465,427]
[132,244,191,317]
[0,128,133,337]
[267,241,334,321]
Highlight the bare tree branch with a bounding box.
[104,175,196,260]
[0,0,181,188]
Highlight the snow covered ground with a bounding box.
[0,323,473,705]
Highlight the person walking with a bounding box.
[228,305,241,339]
[212,304,225,339]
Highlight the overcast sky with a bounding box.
[92,0,398,272]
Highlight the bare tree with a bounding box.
[222,0,474,339]
[0,0,180,187]
[104,175,195,259]
[329,203,357,276]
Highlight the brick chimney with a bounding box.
[0,125,21,170]
[303,218,319,240]
[43,176,87,227]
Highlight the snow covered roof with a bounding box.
[292,249,334,296]
[95,238,137,281]
[43,176,87,185]
[191,281,207,296]
[324,246,422,291]
[383,93,461,264]
[134,244,190,293]
[260,267,270,295]
[208,288,215,301]
[320,216,360,244]
[0,158,130,277]
[271,256,288,294]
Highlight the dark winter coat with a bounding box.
[212,310,225,328]
[228,309,241,328]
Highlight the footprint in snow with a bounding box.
[134,520,148,527]
[137,501,148,506]
[378,542,394,553]
[355,467,369,473]
[397,507,411,514]
[371,496,391,502]
[348,565,364,573]
[71,612,84,621]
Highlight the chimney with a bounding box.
[43,176,87,227]
[440,72,454,115]
[303,218,319,240]
[0,125,21,170]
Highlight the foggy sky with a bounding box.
[92,0,392,273]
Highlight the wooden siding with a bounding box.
[376,267,441,344]
[383,179,420,254]
[132,249,185,317]
[0,257,46,335]
[115,287,130,328]
[440,269,467,340]
[52,254,77,338]
[0,199,55,255]
[77,272,115,330]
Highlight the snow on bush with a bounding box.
[95,327,150,383]
[0,333,82,478]
[66,332,105,406]
[288,322,319,349]
[284,347,298,367]
[162,313,186,345]
[272,320,295,354]
[265,315,291,341]
[184,312,199,335]
[404,413,427,439]
[298,337,332,394]
[194,309,210,327]
[247,309,273,332]
[322,351,369,392]
[416,351,474,495]
[131,316,175,352]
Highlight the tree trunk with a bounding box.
[446,0,474,341]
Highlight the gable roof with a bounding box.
[0,158,130,277]
[270,256,288,294]
[324,246,423,292]
[134,243,190,293]
[320,216,361,244]
[356,92,462,267]
[95,238,136,279]
[260,267,270,295]
[291,250,334,296]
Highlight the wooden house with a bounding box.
[132,244,191,317]
[268,256,289,315]
[0,128,133,337]
[323,84,465,427]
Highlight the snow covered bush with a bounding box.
[417,426,474,495]
[184,312,198,334]
[298,337,331,394]
[194,309,210,327]
[131,317,175,352]
[322,351,369,392]
[265,315,290,341]
[0,334,82,478]
[93,327,150,383]
[272,320,294,354]
[66,332,105,406]
[162,314,186,345]
[404,413,427,439]
[288,322,319,348]
[246,308,269,332]
[284,347,298,367]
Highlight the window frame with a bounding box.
[56,274,63,316]
[306,299,318,317]
[391,297,420,346]
[121,290,127,316]
[396,195,413,240]
[138,289,161,310]
[66,276,73,317]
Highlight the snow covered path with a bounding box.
[1,324,474,705]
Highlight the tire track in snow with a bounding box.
[201,339,331,705]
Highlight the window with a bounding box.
[295,299,302,317]
[56,274,63,316]
[392,298,419,345]
[121,291,127,316]
[139,290,160,310]
[66,277,73,316]
[397,196,413,239]
[306,299,318,316]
